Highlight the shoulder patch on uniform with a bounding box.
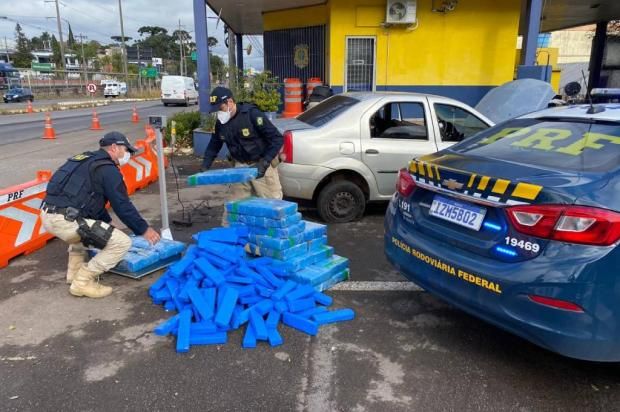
[242,128,251,137]
[256,117,264,126]
[71,154,91,161]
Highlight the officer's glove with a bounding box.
[256,158,269,179]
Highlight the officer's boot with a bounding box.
[66,249,85,284]
[69,265,112,298]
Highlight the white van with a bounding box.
[103,81,127,98]
[161,75,198,106]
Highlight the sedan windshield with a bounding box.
[297,95,359,127]
[450,117,620,173]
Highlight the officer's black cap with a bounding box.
[99,131,137,153]
[209,86,233,112]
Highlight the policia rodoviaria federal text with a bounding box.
[41,132,160,299]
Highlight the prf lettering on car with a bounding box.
[480,127,620,155]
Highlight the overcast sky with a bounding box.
[0,0,264,70]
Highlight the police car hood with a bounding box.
[413,151,612,207]
[272,118,315,134]
[475,79,555,123]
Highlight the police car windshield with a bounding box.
[450,118,620,173]
[297,95,359,127]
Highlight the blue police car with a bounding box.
[385,103,620,361]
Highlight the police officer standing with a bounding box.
[41,132,160,298]
[202,87,284,224]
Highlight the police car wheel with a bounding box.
[317,180,365,223]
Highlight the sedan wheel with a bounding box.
[317,180,366,223]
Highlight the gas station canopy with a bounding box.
[207,0,620,35]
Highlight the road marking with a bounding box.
[330,281,423,292]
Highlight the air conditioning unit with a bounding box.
[385,0,417,24]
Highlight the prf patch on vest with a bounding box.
[256,117,264,126]
[71,153,91,161]
[241,128,251,137]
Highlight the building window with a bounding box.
[434,103,489,142]
[345,37,375,92]
[370,102,428,140]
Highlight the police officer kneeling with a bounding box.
[202,87,284,224]
[41,132,161,298]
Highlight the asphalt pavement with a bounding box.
[1,152,619,411]
[0,100,195,146]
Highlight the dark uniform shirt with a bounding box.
[44,149,148,236]
[202,103,283,169]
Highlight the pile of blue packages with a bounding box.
[91,236,186,273]
[226,198,350,291]
[187,167,258,186]
[149,226,355,353]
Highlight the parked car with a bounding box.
[103,82,127,98]
[385,103,620,361]
[161,75,199,106]
[273,92,493,222]
[3,87,34,103]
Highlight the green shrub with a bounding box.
[165,111,201,148]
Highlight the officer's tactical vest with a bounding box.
[220,104,266,162]
[44,151,115,215]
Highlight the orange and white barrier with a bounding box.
[0,129,169,269]
[0,171,54,268]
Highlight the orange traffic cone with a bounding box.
[42,113,56,140]
[90,110,103,131]
[27,100,33,114]
[131,106,140,123]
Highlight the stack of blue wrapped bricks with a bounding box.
[90,237,186,273]
[226,198,350,291]
[149,224,355,353]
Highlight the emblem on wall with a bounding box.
[294,44,309,69]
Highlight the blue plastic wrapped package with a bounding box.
[153,239,187,260]
[226,198,298,219]
[116,248,161,272]
[248,232,305,251]
[272,246,334,274]
[291,255,349,286]
[187,167,258,186]
[302,221,327,241]
[227,212,302,228]
[308,236,328,252]
[230,221,306,239]
[245,242,308,261]
[314,269,350,292]
[131,236,151,249]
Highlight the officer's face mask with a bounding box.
[116,147,131,166]
[217,101,232,124]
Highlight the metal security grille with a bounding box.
[264,25,326,83]
[345,37,375,92]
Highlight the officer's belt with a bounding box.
[41,203,71,216]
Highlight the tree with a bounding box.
[13,24,33,68]
[138,26,168,37]
[31,32,52,51]
[208,37,218,48]
[67,23,76,51]
[210,54,225,82]
[111,51,123,72]
[50,35,62,66]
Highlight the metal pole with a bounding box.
[118,0,129,83]
[193,0,211,113]
[155,127,171,239]
[137,44,141,90]
[50,0,66,71]
[78,33,88,95]
[3,36,9,63]
[178,19,184,76]
[520,0,543,67]
[227,29,236,89]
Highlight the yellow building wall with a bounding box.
[263,4,329,31]
[328,0,521,88]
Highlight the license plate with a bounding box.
[429,195,486,231]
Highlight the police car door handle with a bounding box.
[365,149,380,155]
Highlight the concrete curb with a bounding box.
[0,97,159,115]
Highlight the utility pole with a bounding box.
[77,33,88,94]
[3,36,9,63]
[178,20,185,76]
[45,0,66,71]
[137,44,141,90]
[118,0,129,83]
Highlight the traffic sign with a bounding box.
[141,67,158,79]
[191,51,197,61]
[87,83,97,93]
